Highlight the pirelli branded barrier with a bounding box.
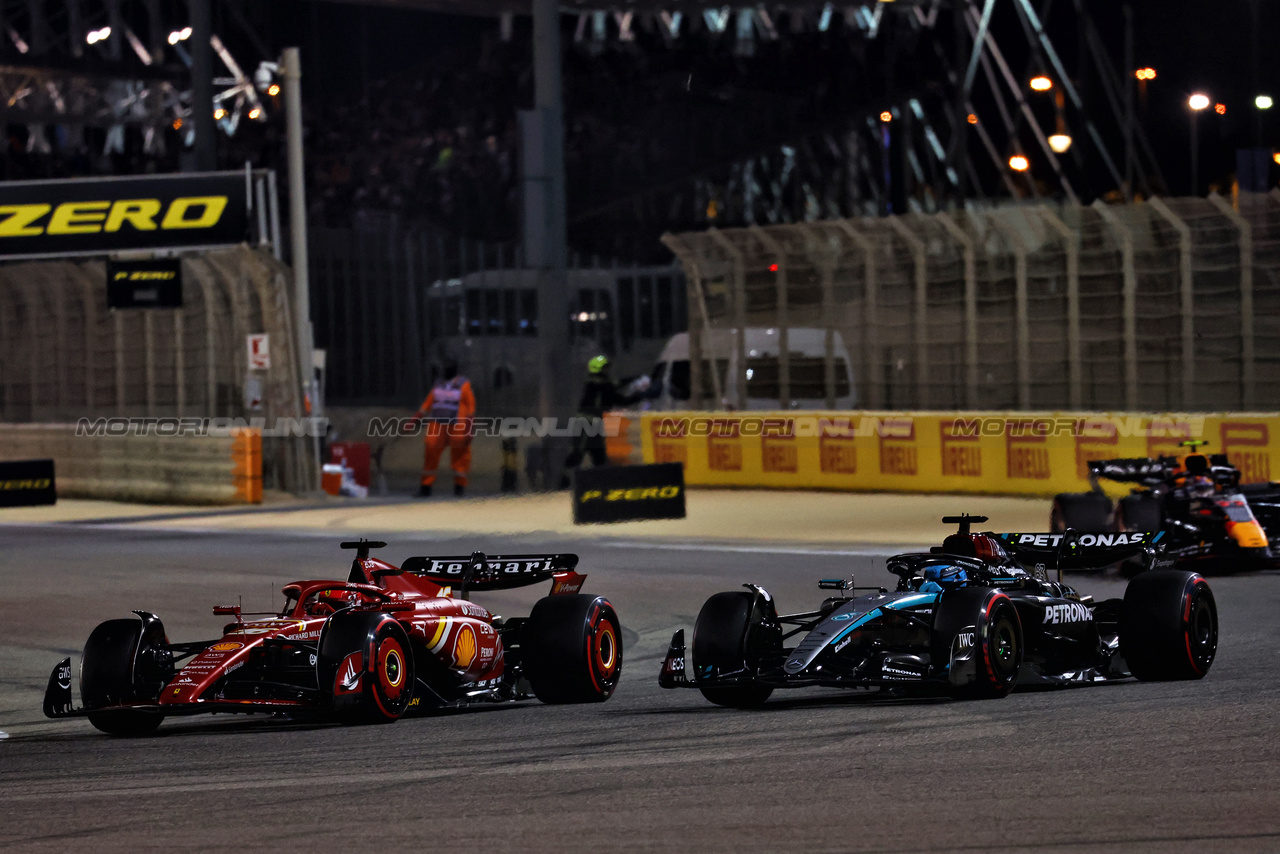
[0,172,249,259]
[573,463,686,524]
[0,459,56,507]
[632,411,1280,497]
[0,425,262,505]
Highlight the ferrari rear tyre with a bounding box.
[933,588,1023,700]
[1121,570,1217,681]
[691,591,779,708]
[319,613,415,724]
[81,618,166,736]
[1050,492,1113,534]
[523,595,622,704]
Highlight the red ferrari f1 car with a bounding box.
[43,541,622,735]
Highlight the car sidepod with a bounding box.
[785,592,940,686]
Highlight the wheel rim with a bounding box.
[375,636,410,706]
[591,618,621,691]
[383,648,404,688]
[989,615,1019,683]
[596,625,617,673]
[1186,589,1217,670]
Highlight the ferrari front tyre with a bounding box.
[1050,492,1113,534]
[933,588,1023,700]
[1120,570,1217,681]
[81,618,166,736]
[523,595,623,704]
[691,591,779,708]
[319,613,416,724]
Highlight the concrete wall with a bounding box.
[1,424,262,504]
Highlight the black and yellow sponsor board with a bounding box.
[0,172,248,258]
[573,462,685,524]
[106,258,183,308]
[0,459,56,507]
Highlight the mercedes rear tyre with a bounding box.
[1121,570,1217,681]
[523,595,622,704]
[319,613,416,724]
[81,618,167,736]
[933,588,1023,700]
[691,591,780,708]
[1050,492,1113,534]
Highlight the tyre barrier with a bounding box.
[0,424,262,504]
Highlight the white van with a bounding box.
[647,328,856,410]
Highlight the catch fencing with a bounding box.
[309,220,685,410]
[0,245,313,496]
[662,193,1280,412]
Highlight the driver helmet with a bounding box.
[588,355,610,374]
[1186,475,1215,499]
[920,563,969,593]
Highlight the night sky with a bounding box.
[241,0,1279,200]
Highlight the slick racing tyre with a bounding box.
[1120,570,1217,681]
[691,591,781,708]
[523,595,622,704]
[933,588,1023,700]
[319,613,416,724]
[1050,492,1113,535]
[1115,493,1162,533]
[81,617,170,736]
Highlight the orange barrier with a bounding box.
[627,411,1279,497]
[231,429,263,504]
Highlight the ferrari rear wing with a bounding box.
[399,552,582,594]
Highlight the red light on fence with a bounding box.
[769,263,779,272]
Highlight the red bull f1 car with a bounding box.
[44,541,622,735]
[660,516,1216,707]
[1051,442,1280,568]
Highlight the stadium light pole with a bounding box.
[1188,93,1210,195]
[282,46,319,480]
[526,0,569,422]
[189,0,215,170]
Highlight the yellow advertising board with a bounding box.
[633,411,1280,498]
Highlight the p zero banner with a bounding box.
[635,411,1280,498]
[0,459,56,507]
[573,462,686,524]
[0,172,248,258]
[106,258,183,308]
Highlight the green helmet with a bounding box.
[588,355,610,374]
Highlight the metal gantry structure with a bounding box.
[0,0,271,161]
[540,1,1169,239]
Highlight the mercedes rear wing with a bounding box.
[994,531,1169,577]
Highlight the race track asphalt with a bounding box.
[2,523,1279,853]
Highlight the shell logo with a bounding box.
[210,642,243,652]
[453,624,478,669]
